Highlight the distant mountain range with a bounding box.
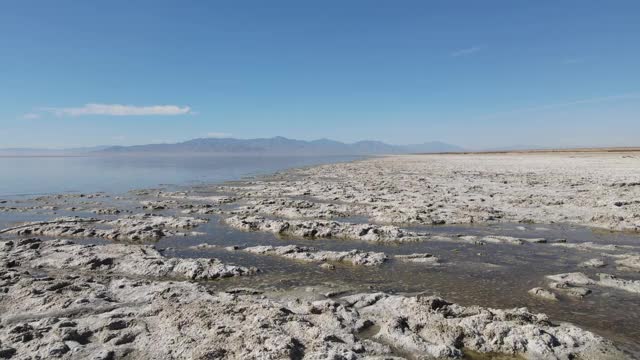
[3,138,632,156]
[6,138,635,157]
[96,137,465,155]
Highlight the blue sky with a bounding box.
[1,0,639,149]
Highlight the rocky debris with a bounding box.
[0,265,626,359]
[341,293,625,359]
[224,215,428,243]
[528,287,558,301]
[0,217,100,235]
[613,200,640,208]
[136,192,234,214]
[431,235,580,247]
[0,347,17,358]
[242,245,388,266]
[232,198,353,219]
[156,192,236,204]
[551,242,638,252]
[0,205,61,213]
[90,208,122,215]
[610,254,640,271]
[395,253,440,265]
[546,272,596,286]
[597,273,640,294]
[549,282,592,298]
[320,263,336,270]
[34,192,107,201]
[141,200,177,210]
[578,258,606,268]
[180,205,220,215]
[431,234,560,246]
[108,214,207,230]
[611,181,640,187]
[2,238,255,280]
[224,287,264,295]
[188,243,220,250]
[479,235,547,245]
[1,214,208,242]
[547,272,640,295]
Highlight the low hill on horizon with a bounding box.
[97,136,465,155]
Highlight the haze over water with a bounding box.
[0,155,363,197]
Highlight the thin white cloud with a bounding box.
[48,103,192,116]
[477,93,640,121]
[451,45,484,57]
[206,132,231,138]
[22,113,41,120]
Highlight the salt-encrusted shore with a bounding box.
[0,238,627,359]
[219,152,640,231]
[1,152,639,359]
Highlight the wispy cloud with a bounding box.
[47,103,192,117]
[477,93,640,121]
[205,132,231,138]
[22,113,41,120]
[451,45,484,57]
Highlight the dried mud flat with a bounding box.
[224,152,640,231]
[1,152,640,359]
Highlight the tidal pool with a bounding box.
[145,216,640,357]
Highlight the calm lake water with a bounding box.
[0,155,364,197]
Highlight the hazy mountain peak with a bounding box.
[97,137,464,155]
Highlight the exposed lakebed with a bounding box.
[119,217,640,355]
[1,152,639,359]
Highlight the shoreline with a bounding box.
[0,154,368,199]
